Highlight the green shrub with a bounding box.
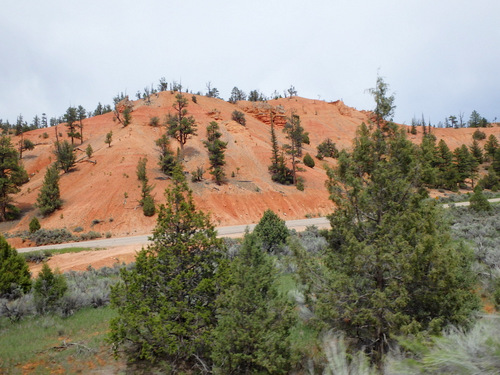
[73,226,84,233]
[469,186,491,212]
[472,129,487,140]
[33,263,67,314]
[148,116,160,127]
[142,195,156,217]
[303,153,315,168]
[316,138,339,160]
[29,217,41,233]
[28,228,76,246]
[296,176,305,191]
[231,110,246,126]
[0,236,32,299]
[191,95,197,103]
[191,166,204,182]
[253,209,289,252]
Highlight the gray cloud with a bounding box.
[1,0,499,125]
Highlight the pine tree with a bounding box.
[484,134,499,160]
[469,185,491,212]
[77,105,86,144]
[33,262,67,314]
[0,235,31,299]
[453,144,479,186]
[253,209,289,253]
[368,75,395,128]
[418,134,438,187]
[54,140,76,173]
[283,114,305,185]
[166,93,197,150]
[436,139,458,190]
[105,131,113,147]
[64,106,79,145]
[469,139,484,164]
[268,119,293,184]
[155,134,177,176]
[36,164,62,216]
[212,233,295,374]
[203,121,227,185]
[304,122,479,365]
[110,167,227,369]
[136,157,153,208]
[0,136,29,221]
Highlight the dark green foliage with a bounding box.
[191,166,204,182]
[113,98,133,127]
[148,116,160,127]
[29,217,41,233]
[166,93,197,150]
[283,114,305,185]
[479,166,499,191]
[470,139,484,164]
[33,262,67,314]
[472,129,486,140]
[468,110,489,128]
[307,122,479,364]
[85,144,93,159]
[248,90,265,102]
[191,95,197,103]
[212,233,296,374]
[64,106,79,145]
[493,148,500,174]
[36,164,62,216]
[110,168,227,368]
[469,186,491,212]
[105,131,112,147]
[155,134,177,176]
[142,195,156,217]
[54,140,76,173]
[204,121,227,185]
[453,144,479,186]
[435,139,459,191]
[231,110,246,126]
[316,138,339,160]
[77,105,86,144]
[303,153,315,168]
[0,236,31,299]
[21,139,35,153]
[368,75,395,127]
[228,87,247,103]
[484,134,499,159]
[269,122,293,185]
[136,157,154,209]
[296,176,305,191]
[0,136,28,221]
[253,209,289,253]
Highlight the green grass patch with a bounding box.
[0,307,117,374]
[23,247,103,263]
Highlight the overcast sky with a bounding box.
[1,1,499,126]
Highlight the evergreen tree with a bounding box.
[453,144,479,186]
[479,166,499,190]
[470,139,484,164]
[36,164,62,216]
[212,233,295,374]
[203,121,227,185]
[436,139,458,190]
[64,106,79,145]
[228,87,247,103]
[493,148,500,174]
[368,75,395,128]
[283,114,305,185]
[316,138,339,160]
[29,216,41,233]
[0,235,31,299]
[110,167,227,369]
[484,134,499,160]
[418,134,438,187]
[33,262,67,314]
[105,131,113,147]
[85,144,93,159]
[0,136,29,221]
[303,122,479,365]
[166,94,197,150]
[136,157,153,207]
[77,105,86,144]
[253,209,289,253]
[469,185,491,212]
[268,119,293,184]
[155,134,177,176]
[54,140,76,173]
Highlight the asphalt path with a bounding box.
[16,216,331,253]
[16,198,500,254]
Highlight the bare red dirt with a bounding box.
[3,93,499,273]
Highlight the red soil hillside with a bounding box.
[3,92,500,242]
